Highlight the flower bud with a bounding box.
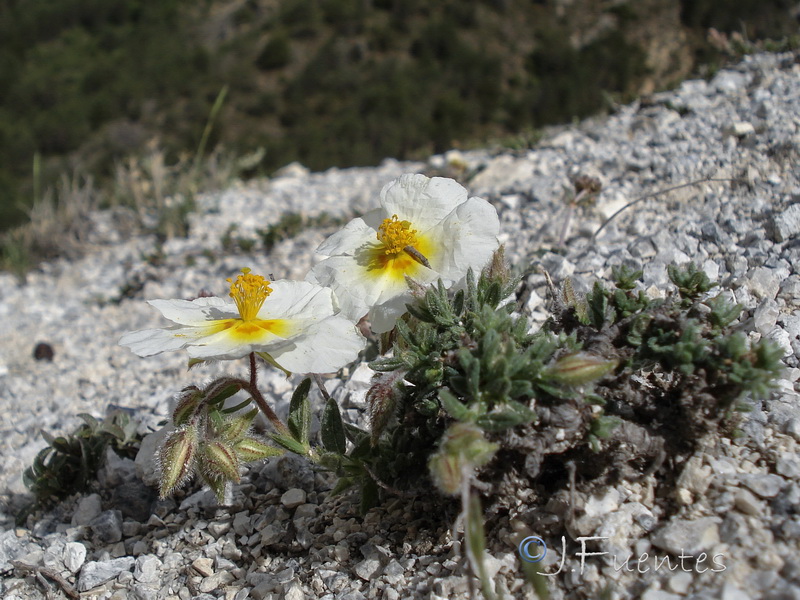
[233,436,284,462]
[203,378,243,406]
[429,453,463,496]
[172,386,203,426]
[545,352,617,386]
[428,423,497,496]
[158,426,198,498]
[366,376,400,445]
[200,440,241,483]
[221,409,258,442]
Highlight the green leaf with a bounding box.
[288,378,312,446]
[439,388,472,421]
[256,351,292,377]
[405,301,435,323]
[321,398,347,454]
[475,400,535,431]
[395,318,415,347]
[453,289,465,316]
[368,356,406,372]
[97,422,127,441]
[77,413,99,431]
[271,433,309,456]
[343,422,368,444]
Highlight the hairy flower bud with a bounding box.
[232,436,284,462]
[429,453,463,496]
[429,422,497,496]
[221,409,258,442]
[545,352,617,386]
[158,426,198,498]
[366,373,402,445]
[200,440,241,483]
[172,385,203,426]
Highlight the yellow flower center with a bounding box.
[377,215,418,256]
[227,268,272,321]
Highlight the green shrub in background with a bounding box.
[1,0,797,241]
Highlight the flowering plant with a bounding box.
[309,173,500,333]
[118,268,365,500]
[24,173,783,599]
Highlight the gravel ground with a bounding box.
[1,51,800,600]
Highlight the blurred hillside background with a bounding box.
[0,0,798,268]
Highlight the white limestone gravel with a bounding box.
[2,51,800,599]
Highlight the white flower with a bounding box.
[120,269,365,373]
[309,174,500,333]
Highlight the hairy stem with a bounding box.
[240,353,289,436]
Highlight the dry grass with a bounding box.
[1,142,245,278]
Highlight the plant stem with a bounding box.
[243,353,290,436]
[312,373,331,401]
[250,352,258,390]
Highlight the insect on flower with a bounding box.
[309,174,500,333]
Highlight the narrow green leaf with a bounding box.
[343,422,368,444]
[369,356,406,372]
[271,433,309,456]
[288,378,312,445]
[395,318,415,347]
[257,351,292,377]
[453,289,465,316]
[77,413,98,430]
[439,388,472,421]
[321,398,347,454]
[475,401,535,431]
[97,422,126,441]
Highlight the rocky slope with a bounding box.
[1,51,800,600]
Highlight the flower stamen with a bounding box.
[227,268,272,321]
[377,215,418,256]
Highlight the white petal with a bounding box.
[315,216,375,257]
[381,174,468,228]
[185,339,252,361]
[148,297,236,326]
[308,255,379,322]
[119,325,211,357]
[368,294,414,334]
[258,280,336,322]
[270,316,366,373]
[429,196,500,283]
